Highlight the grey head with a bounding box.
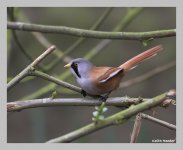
[66,58,94,79]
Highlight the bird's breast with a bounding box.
[76,78,103,95]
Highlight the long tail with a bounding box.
[119,45,163,72]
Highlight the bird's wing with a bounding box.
[89,67,124,83]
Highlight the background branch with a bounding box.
[7,21,176,40]
[141,113,176,130]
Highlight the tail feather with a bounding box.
[119,45,163,72]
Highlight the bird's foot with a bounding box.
[99,95,109,102]
[81,89,87,97]
[98,92,111,102]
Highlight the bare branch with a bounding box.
[7,89,175,112]
[7,21,176,40]
[7,45,56,90]
[141,113,176,130]
[46,90,174,143]
[130,113,142,143]
[7,97,150,112]
[29,70,81,94]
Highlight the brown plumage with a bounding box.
[119,45,163,72]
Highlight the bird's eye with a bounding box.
[71,62,78,69]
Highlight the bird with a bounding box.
[64,45,163,101]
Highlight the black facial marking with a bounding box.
[71,62,81,78]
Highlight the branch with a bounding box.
[7,97,150,112]
[7,89,176,112]
[130,113,142,143]
[7,45,56,90]
[7,21,176,40]
[29,70,82,94]
[46,90,174,143]
[141,113,176,130]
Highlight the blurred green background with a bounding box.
[7,7,176,143]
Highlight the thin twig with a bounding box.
[7,21,176,40]
[46,90,174,143]
[130,113,142,143]
[141,113,176,130]
[7,45,56,90]
[29,70,81,94]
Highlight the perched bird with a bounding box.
[64,45,162,101]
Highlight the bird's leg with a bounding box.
[99,92,111,102]
[81,89,87,97]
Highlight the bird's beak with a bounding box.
[64,63,71,68]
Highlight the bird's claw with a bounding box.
[99,95,108,102]
[81,89,87,97]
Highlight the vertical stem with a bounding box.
[130,113,142,143]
